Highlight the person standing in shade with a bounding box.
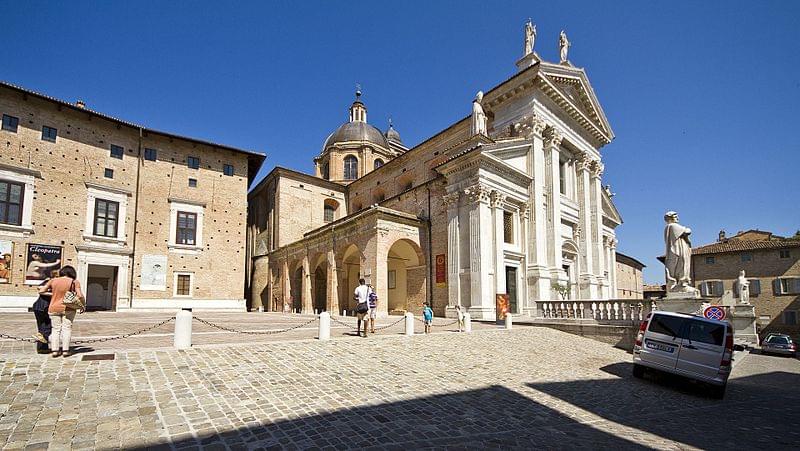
[353,278,371,338]
[39,266,85,357]
[32,279,52,354]
[422,302,434,334]
[367,285,378,334]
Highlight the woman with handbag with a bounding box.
[38,265,85,357]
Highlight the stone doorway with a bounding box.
[86,264,118,311]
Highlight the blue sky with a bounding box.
[4,1,799,283]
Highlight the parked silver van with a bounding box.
[632,311,734,399]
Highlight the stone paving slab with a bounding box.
[1,326,798,450]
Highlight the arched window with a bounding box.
[324,204,335,222]
[322,162,329,180]
[344,155,358,180]
[374,159,384,170]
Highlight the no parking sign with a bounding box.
[703,305,727,321]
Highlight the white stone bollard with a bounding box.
[505,314,513,330]
[464,313,472,333]
[404,312,414,336]
[174,309,192,350]
[318,312,331,341]
[342,309,347,316]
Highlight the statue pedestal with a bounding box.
[731,305,758,345]
[657,295,705,316]
[516,52,541,71]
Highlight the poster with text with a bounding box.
[140,254,168,291]
[435,254,446,287]
[25,244,62,285]
[0,240,13,283]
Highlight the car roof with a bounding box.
[765,333,792,338]
[651,310,729,326]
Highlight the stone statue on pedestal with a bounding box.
[559,30,571,63]
[663,211,697,294]
[471,91,487,136]
[736,270,750,305]
[524,19,536,56]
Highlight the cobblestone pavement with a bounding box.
[1,326,798,450]
[0,312,492,354]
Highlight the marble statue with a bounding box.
[559,30,571,63]
[736,270,750,304]
[663,211,696,293]
[524,19,536,56]
[471,91,487,136]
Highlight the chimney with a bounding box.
[75,100,86,109]
[718,230,726,241]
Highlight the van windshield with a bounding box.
[648,315,687,338]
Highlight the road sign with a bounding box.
[703,305,726,321]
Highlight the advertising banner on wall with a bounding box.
[140,254,168,291]
[496,293,509,322]
[435,254,446,287]
[0,240,13,283]
[25,244,62,285]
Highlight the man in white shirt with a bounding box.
[353,278,371,337]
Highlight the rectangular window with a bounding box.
[784,311,798,326]
[778,278,800,295]
[93,199,119,238]
[144,148,157,161]
[559,160,567,195]
[110,144,124,159]
[648,314,687,338]
[705,256,715,264]
[741,252,752,263]
[41,125,57,142]
[176,211,197,245]
[176,273,192,296]
[324,204,334,222]
[104,168,114,179]
[685,320,724,346]
[0,180,25,226]
[503,211,514,244]
[223,164,234,176]
[701,280,723,296]
[2,114,19,133]
[188,178,197,188]
[750,279,761,296]
[780,249,791,259]
[187,156,200,169]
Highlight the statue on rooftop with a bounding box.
[524,19,536,56]
[471,91,487,136]
[559,30,571,63]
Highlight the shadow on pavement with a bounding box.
[529,363,800,449]
[130,385,648,450]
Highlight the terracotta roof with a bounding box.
[693,239,800,255]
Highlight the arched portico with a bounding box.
[385,238,426,314]
[338,244,362,314]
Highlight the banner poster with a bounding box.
[25,243,62,285]
[0,240,13,283]
[496,293,510,322]
[435,254,446,287]
[140,254,168,291]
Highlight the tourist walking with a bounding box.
[32,279,52,354]
[422,302,433,334]
[353,278,370,337]
[39,266,85,357]
[455,304,465,332]
[368,285,378,334]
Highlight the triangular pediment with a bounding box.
[602,189,622,225]
[537,63,614,144]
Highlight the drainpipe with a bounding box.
[128,127,143,309]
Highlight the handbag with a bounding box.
[62,280,85,311]
[356,301,369,314]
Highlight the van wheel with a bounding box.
[710,384,726,399]
[632,364,645,379]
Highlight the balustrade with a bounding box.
[533,299,656,323]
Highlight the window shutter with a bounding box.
[793,278,800,294]
[773,279,782,295]
[714,281,723,296]
[733,281,739,297]
[750,279,761,296]
[700,282,709,296]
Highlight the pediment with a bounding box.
[601,189,622,225]
[538,63,614,144]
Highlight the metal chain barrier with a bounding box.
[73,317,176,344]
[0,333,37,343]
[374,316,406,331]
[193,316,318,335]
[330,316,358,329]
[415,316,460,327]
[330,316,405,332]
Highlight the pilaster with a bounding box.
[444,192,461,311]
[527,120,552,303]
[576,152,597,298]
[465,183,495,320]
[491,191,507,297]
[544,127,566,286]
[301,255,312,313]
[590,161,606,292]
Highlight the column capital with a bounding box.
[517,113,547,139]
[543,126,564,149]
[443,192,460,207]
[576,152,592,172]
[590,160,604,179]
[520,204,530,220]
[464,183,491,204]
[489,191,506,209]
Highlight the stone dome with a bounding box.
[385,123,403,145]
[322,121,390,150]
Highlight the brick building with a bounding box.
[692,229,800,339]
[0,81,264,311]
[247,29,623,319]
[615,252,644,299]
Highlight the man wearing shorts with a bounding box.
[353,278,370,337]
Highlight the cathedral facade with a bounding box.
[247,31,622,319]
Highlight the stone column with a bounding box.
[526,117,551,303]
[591,161,606,297]
[301,255,312,313]
[444,192,461,315]
[491,191,507,297]
[281,260,291,312]
[327,250,339,314]
[576,152,597,299]
[609,238,618,298]
[465,183,495,320]
[366,231,389,318]
[544,127,566,290]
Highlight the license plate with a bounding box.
[645,341,674,353]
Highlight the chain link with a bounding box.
[0,333,37,343]
[415,316,460,327]
[73,317,176,344]
[193,316,318,335]
[373,316,406,331]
